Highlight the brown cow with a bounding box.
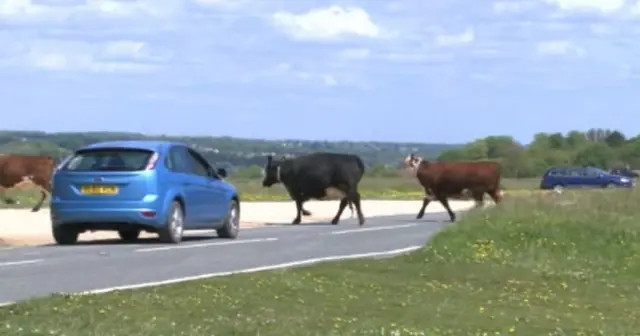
[403,154,503,222]
[0,155,55,212]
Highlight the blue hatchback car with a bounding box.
[540,166,635,191]
[50,140,240,245]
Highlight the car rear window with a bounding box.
[63,148,155,172]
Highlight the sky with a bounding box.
[1,0,639,144]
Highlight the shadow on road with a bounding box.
[41,234,218,247]
[264,220,336,227]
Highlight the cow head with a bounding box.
[262,155,282,187]
[402,153,423,175]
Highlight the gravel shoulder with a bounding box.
[0,200,474,246]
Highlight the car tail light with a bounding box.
[144,153,159,171]
[140,211,156,218]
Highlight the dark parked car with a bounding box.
[540,166,635,191]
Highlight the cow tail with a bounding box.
[47,156,56,173]
[356,156,365,178]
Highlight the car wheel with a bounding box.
[52,225,79,245]
[118,229,141,242]
[158,201,184,244]
[604,183,615,188]
[217,200,239,239]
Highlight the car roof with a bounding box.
[79,140,186,152]
[547,165,594,171]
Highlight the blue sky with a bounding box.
[1,0,638,144]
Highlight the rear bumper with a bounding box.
[50,200,164,229]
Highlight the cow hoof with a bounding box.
[302,210,312,216]
[330,218,339,225]
[416,213,424,220]
[292,219,301,225]
[358,219,365,226]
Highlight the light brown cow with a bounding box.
[0,155,55,212]
[403,154,503,222]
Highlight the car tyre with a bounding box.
[217,200,239,239]
[118,229,141,242]
[158,201,184,244]
[52,225,79,245]
[604,183,615,188]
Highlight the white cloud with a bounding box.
[337,48,371,60]
[493,1,538,13]
[193,0,248,9]
[590,24,615,35]
[435,28,474,46]
[536,40,586,57]
[544,0,625,13]
[271,6,382,41]
[3,39,164,73]
[102,41,147,58]
[0,0,179,22]
[272,63,338,86]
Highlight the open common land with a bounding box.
[1,187,638,335]
[0,177,541,208]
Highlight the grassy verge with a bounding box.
[2,189,639,335]
[0,177,542,208]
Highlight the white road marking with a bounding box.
[82,245,423,295]
[0,246,425,308]
[134,237,278,253]
[329,223,419,235]
[0,259,43,267]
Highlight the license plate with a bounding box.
[80,185,119,195]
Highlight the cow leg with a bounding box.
[300,199,312,216]
[292,198,304,225]
[348,201,355,218]
[330,199,349,225]
[351,192,365,226]
[438,196,456,222]
[31,189,48,212]
[488,189,503,204]
[0,186,18,205]
[30,179,51,213]
[300,195,312,216]
[472,191,485,208]
[416,189,434,219]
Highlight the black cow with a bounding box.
[262,152,365,225]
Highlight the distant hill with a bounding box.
[0,130,462,169]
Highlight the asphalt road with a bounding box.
[0,210,460,304]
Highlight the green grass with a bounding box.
[0,177,542,208]
[2,189,639,335]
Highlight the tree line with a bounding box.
[0,130,457,171]
[1,129,636,179]
[434,129,638,178]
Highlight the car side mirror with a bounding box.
[216,168,227,178]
